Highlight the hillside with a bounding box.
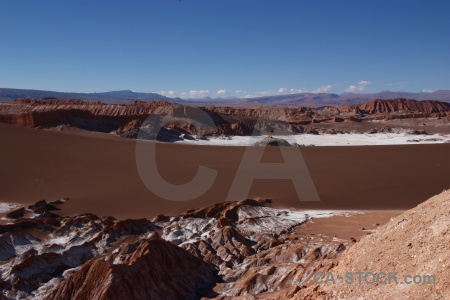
[293,189,450,299]
[0,98,449,138]
[359,98,450,114]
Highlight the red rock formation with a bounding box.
[204,106,312,123]
[305,126,319,134]
[180,198,268,219]
[332,116,344,122]
[0,198,379,299]
[0,100,179,131]
[113,118,143,134]
[10,98,103,105]
[288,123,304,133]
[1,98,449,138]
[216,121,254,135]
[359,98,450,114]
[345,115,362,122]
[45,239,217,300]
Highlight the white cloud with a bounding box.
[158,89,212,98]
[275,85,335,95]
[276,87,311,95]
[188,90,210,98]
[422,89,433,93]
[314,85,335,93]
[158,90,177,97]
[345,85,361,92]
[216,89,228,95]
[345,80,372,93]
[289,88,308,94]
[159,84,337,99]
[173,90,211,98]
[235,90,258,98]
[240,86,335,98]
[241,91,273,98]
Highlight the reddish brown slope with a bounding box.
[1,98,449,135]
[45,239,217,300]
[204,106,314,123]
[1,122,450,217]
[359,98,450,114]
[0,99,179,129]
[293,189,450,300]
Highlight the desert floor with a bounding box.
[1,122,449,219]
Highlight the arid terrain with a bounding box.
[0,98,450,138]
[0,191,448,299]
[1,121,450,218]
[2,0,449,298]
[1,98,449,299]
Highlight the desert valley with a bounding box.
[1,1,449,299]
[0,95,449,299]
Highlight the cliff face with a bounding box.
[359,98,450,114]
[0,99,314,135]
[0,98,449,136]
[0,100,179,130]
[205,106,313,123]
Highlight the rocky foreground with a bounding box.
[0,199,357,299]
[0,190,448,299]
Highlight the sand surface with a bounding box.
[1,122,450,219]
[292,210,404,246]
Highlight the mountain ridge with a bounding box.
[0,88,174,104]
[1,88,450,107]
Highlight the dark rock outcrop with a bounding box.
[252,137,292,146]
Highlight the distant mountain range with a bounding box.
[1,88,449,107]
[0,88,175,104]
[194,90,450,107]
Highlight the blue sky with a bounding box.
[0,0,449,98]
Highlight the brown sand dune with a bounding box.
[1,122,450,219]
